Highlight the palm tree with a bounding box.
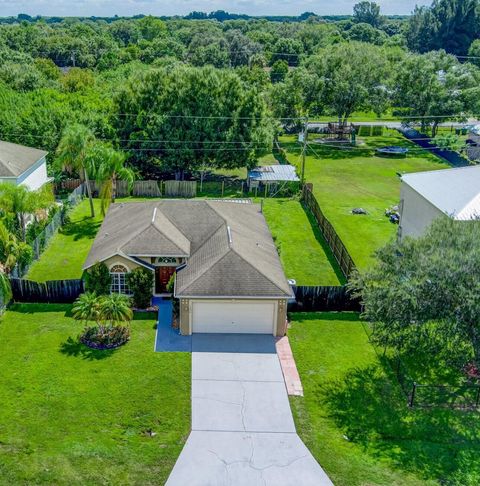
[72,292,101,325]
[91,144,135,215]
[56,124,96,218]
[0,221,32,303]
[0,183,54,241]
[98,293,133,326]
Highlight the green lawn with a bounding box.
[289,313,480,486]
[0,304,190,484]
[27,197,342,286]
[262,199,344,285]
[280,131,449,270]
[27,199,104,282]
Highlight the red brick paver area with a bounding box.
[275,336,304,396]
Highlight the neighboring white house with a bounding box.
[0,140,51,191]
[399,165,480,240]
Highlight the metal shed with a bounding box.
[247,165,300,188]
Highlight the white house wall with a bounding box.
[17,157,50,191]
[399,182,445,240]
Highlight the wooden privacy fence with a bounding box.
[302,185,357,279]
[289,285,361,312]
[10,278,85,304]
[164,180,197,198]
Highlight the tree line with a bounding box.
[0,0,480,181]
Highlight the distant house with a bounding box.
[0,141,51,191]
[247,164,299,189]
[399,165,480,240]
[83,200,292,336]
[467,125,480,146]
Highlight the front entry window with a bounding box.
[110,264,130,294]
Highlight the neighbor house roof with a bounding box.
[248,165,299,183]
[0,141,48,177]
[401,165,480,220]
[84,200,292,298]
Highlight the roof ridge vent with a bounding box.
[151,207,157,224]
[227,225,233,246]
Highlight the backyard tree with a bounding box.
[56,123,96,218]
[353,1,383,27]
[304,42,389,123]
[88,143,135,215]
[394,51,479,135]
[351,217,480,376]
[0,183,54,241]
[113,65,274,178]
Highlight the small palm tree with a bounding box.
[72,292,101,325]
[0,221,33,302]
[90,144,135,215]
[56,124,96,218]
[98,293,133,326]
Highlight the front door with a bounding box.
[155,266,176,293]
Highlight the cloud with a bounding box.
[0,0,432,17]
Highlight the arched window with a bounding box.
[110,264,130,294]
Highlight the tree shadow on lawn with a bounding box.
[319,362,480,483]
[59,336,117,361]
[290,312,360,323]
[60,217,102,241]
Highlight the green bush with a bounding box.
[126,268,153,308]
[166,273,175,294]
[84,262,111,295]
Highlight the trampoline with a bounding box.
[376,146,409,156]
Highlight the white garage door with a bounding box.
[192,301,276,334]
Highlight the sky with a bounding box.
[0,0,432,18]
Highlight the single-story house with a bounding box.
[83,200,293,336]
[0,140,51,190]
[247,164,299,189]
[399,165,480,240]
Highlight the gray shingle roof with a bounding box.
[0,141,48,177]
[84,199,292,298]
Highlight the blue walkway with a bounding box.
[153,297,191,352]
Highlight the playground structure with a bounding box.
[313,121,357,145]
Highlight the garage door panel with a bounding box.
[192,302,275,334]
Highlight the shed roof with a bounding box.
[248,165,299,182]
[401,165,480,220]
[0,141,48,177]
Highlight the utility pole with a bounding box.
[300,116,308,186]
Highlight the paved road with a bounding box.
[166,334,333,486]
[309,119,479,130]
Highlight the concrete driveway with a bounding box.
[166,334,332,486]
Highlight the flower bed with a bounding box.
[79,324,130,350]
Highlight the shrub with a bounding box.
[126,267,153,308]
[79,324,130,349]
[166,273,175,294]
[84,262,111,295]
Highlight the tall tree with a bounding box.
[56,124,96,218]
[353,1,383,28]
[407,0,479,56]
[304,42,389,124]
[351,217,480,375]
[394,51,480,135]
[113,65,274,179]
